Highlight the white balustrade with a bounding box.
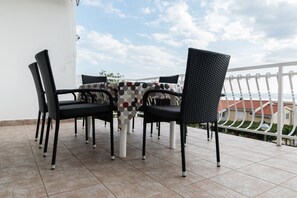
[134,61,297,145]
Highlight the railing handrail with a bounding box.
[227,61,297,72]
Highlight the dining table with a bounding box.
[79,81,180,158]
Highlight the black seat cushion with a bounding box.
[60,103,110,119]
[59,100,85,105]
[147,106,180,120]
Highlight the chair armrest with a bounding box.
[57,89,100,101]
[56,89,80,100]
[56,89,87,94]
[143,89,182,108]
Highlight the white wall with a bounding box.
[0,0,76,121]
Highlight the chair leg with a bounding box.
[184,124,187,146]
[75,118,77,137]
[180,123,186,177]
[142,121,147,160]
[35,111,41,141]
[150,123,153,137]
[85,118,89,144]
[82,117,85,129]
[132,117,135,132]
[158,122,161,139]
[110,115,114,160]
[207,122,210,141]
[92,117,96,148]
[43,117,51,157]
[211,122,214,140]
[39,112,46,148]
[104,121,107,127]
[214,121,221,167]
[51,120,60,170]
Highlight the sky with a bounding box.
[76,0,297,79]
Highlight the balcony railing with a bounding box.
[128,61,297,146]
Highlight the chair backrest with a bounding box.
[81,75,107,84]
[35,50,59,120]
[159,75,179,84]
[28,62,47,113]
[181,48,230,124]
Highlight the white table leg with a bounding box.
[127,119,132,134]
[119,123,127,157]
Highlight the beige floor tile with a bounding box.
[87,160,143,183]
[2,120,297,197]
[275,152,297,163]
[124,155,173,173]
[185,144,217,159]
[228,149,271,162]
[149,189,183,198]
[102,173,169,198]
[0,143,32,157]
[260,158,297,175]
[244,145,288,157]
[187,158,231,178]
[41,167,100,195]
[0,177,47,198]
[0,165,40,185]
[49,184,115,198]
[256,186,297,198]
[0,154,36,168]
[210,171,275,197]
[219,143,242,154]
[177,179,247,198]
[238,163,296,185]
[146,164,205,189]
[280,176,297,192]
[153,152,202,166]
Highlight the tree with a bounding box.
[99,70,124,82]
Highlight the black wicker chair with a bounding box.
[159,75,179,84]
[152,75,179,138]
[142,48,230,177]
[81,74,108,128]
[29,63,84,147]
[35,50,114,170]
[131,76,179,134]
[82,75,107,84]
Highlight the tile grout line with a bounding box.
[58,134,119,198]
[125,140,203,197]
[25,125,50,198]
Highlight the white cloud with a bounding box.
[141,7,152,14]
[76,26,185,78]
[147,0,297,66]
[81,0,126,18]
[152,33,183,47]
[78,0,297,75]
[149,1,216,48]
[266,0,297,5]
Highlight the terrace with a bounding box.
[2,59,297,197]
[2,119,297,197]
[2,1,297,197]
